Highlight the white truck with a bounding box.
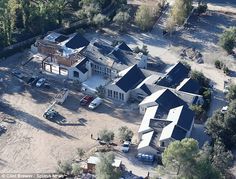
[88,97,102,110]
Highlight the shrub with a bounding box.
[135,5,155,31]
[190,70,209,87]
[214,60,223,69]
[190,105,204,117]
[133,45,149,55]
[223,66,230,75]
[219,27,236,54]
[118,126,134,142]
[197,4,207,14]
[95,85,106,98]
[98,129,114,144]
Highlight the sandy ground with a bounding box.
[0,55,145,174]
[0,1,236,177]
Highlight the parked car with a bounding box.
[43,109,58,120]
[88,97,102,109]
[43,82,51,89]
[0,124,7,134]
[121,141,130,153]
[11,69,24,79]
[137,153,155,164]
[36,78,46,87]
[221,106,228,113]
[28,76,39,86]
[80,95,93,106]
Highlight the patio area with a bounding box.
[82,75,110,94]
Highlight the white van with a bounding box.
[88,97,103,109]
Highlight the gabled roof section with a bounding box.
[75,58,89,74]
[55,35,69,43]
[93,40,114,55]
[159,123,187,141]
[140,84,152,95]
[138,131,155,149]
[109,48,127,64]
[65,33,90,49]
[139,106,159,133]
[140,89,187,112]
[167,105,194,131]
[156,62,190,87]
[176,78,200,94]
[154,89,187,112]
[116,42,132,52]
[116,65,146,92]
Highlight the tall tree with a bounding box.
[158,139,222,179]
[113,11,130,32]
[96,153,121,179]
[0,0,19,45]
[161,138,199,177]
[168,0,193,26]
[135,5,155,31]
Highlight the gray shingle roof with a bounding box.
[65,33,89,49]
[156,62,190,87]
[75,58,89,74]
[116,65,146,92]
[167,105,194,131]
[176,78,200,94]
[116,42,132,52]
[154,89,187,113]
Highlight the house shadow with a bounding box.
[228,70,236,78]
[94,101,142,124]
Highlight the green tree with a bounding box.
[118,126,133,142]
[83,3,101,22]
[57,160,73,175]
[98,129,114,143]
[206,100,236,149]
[190,104,203,117]
[190,70,209,87]
[168,0,193,27]
[51,0,70,25]
[96,153,121,179]
[161,138,199,177]
[93,13,108,28]
[226,84,236,101]
[113,11,130,32]
[158,139,222,179]
[77,148,85,160]
[0,0,20,45]
[195,143,221,179]
[212,141,233,174]
[219,27,236,54]
[95,85,106,98]
[135,5,155,31]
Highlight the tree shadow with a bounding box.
[0,100,77,139]
[51,116,87,126]
[0,158,7,166]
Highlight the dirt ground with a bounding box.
[1,1,236,176]
[0,54,143,173]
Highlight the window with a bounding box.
[119,93,124,101]
[121,93,124,101]
[113,91,118,99]
[160,141,165,147]
[108,90,112,97]
[73,71,79,78]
